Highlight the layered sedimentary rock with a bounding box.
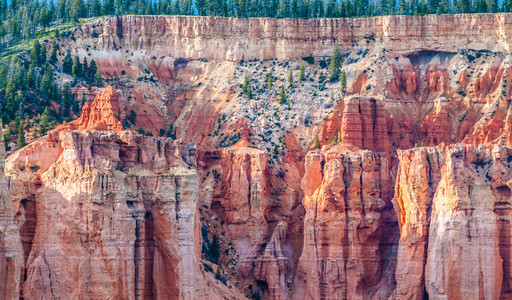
[55,85,124,132]
[73,14,512,63]
[393,147,444,299]
[340,97,389,153]
[0,136,23,300]
[5,128,211,299]
[294,145,395,299]
[394,144,512,299]
[8,12,512,300]
[0,85,243,299]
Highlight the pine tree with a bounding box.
[299,64,305,81]
[82,57,88,79]
[91,0,102,16]
[41,63,54,97]
[63,88,71,118]
[72,92,79,113]
[340,69,347,93]
[333,128,339,144]
[72,55,82,77]
[81,92,87,109]
[31,40,41,65]
[279,85,286,104]
[243,71,252,99]
[3,125,11,150]
[167,122,177,139]
[313,133,320,149]
[39,108,50,135]
[14,116,20,133]
[4,78,17,119]
[94,67,103,85]
[288,68,293,86]
[329,43,342,82]
[40,44,47,65]
[267,73,273,89]
[63,52,73,74]
[88,59,98,82]
[50,39,58,64]
[17,124,25,149]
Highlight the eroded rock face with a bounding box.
[4,129,216,299]
[73,14,512,63]
[8,13,512,300]
[294,145,395,299]
[393,147,444,299]
[393,144,512,299]
[55,85,124,133]
[0,138,23,300]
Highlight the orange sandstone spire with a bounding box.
[55,85,123,132]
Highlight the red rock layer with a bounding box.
[55,85,124,133]
[340,97,389,153]
[3,130,247,299]
[418,97,451,146]
[294,145,395,299]
[392,147,444,299]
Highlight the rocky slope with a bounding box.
[3,13,512,299]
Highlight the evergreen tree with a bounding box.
[39,108,50,135]
[333,128,339,144]
[475,0,487,12]
[81,92,87,109]
[243,71,252,99]
[329,43,342,82]
[40,43,47,65]
[94,67,103,85]
[4,78,17,119]
[313,133,320,148]
[288,68,293,86]
[50,39,58,64]
[88,59,98,82]
[299,64,305,81]
[62,88,71,118]
[267,73,273,89]
[17,124,25,149]
[507,0,512,11]
[41,63,54,97]
[72,55,82,77]
[30,40,42,65]
[460,0,471,12]
[91,0,102,16]
[2,125,10,150]
[82,57,88,79]
[279,85,286,104]
[167,122,177,139]
[340,69,347,92]
[63,52,73,74]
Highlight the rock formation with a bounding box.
[5,13,512,300]
[0,131,23,300]
[295,145,395,299]
[55,85,124,132]
[73,14,512,63]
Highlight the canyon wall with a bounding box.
[4,12,512,300]
[393,145,512,299]
[72,14,512,62]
